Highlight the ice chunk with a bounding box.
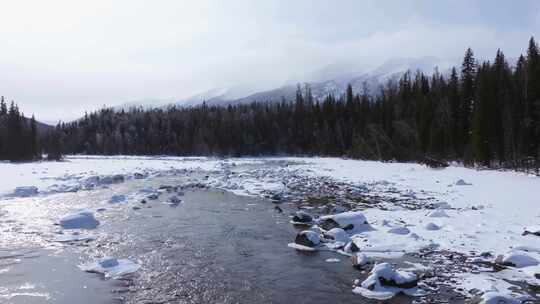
[388,226,410,235]
[13,186,38,197]
[80,257,140,279]
[59,210,100,229]
[499,251,539,268]
[99,174,125,185]
[325,258,340,263]
[53,232,95,243]
[424,222,441,231]
[427,209,449,218]
[108,194,127,204]
[98,257,119,268]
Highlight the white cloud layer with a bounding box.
[0,0,538,122]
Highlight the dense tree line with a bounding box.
[57,38,540,168]
[0,97,40,161]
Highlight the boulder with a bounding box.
[294,230,321,247]
[168,195,182,206]
[353,263,420,300]
[365,263,417,289]
[319,211,369,232]
[498,252,539,268]
[351,253,369,268]
[323,228,350,243]
[455,179,472,186]
[291,211,313,225]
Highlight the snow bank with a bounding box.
[58,210,99,229]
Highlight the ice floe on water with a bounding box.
[58,210,100,229]
[12,186,38,197]
[79,257,140,279]
[108,194,127,204]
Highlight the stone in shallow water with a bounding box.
[291,211,313,224]
[319,211,369,233]
[352,262,422,300]
[294,230,321,247]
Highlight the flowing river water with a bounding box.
[0,174,438,304]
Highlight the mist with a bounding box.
[1,0,539,123]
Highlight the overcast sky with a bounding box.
[1,0,539,123]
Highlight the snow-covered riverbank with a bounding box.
[1,155,539,303]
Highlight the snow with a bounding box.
[58,210,100,229]
[79,257,140,279]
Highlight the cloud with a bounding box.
[0,0,538,122]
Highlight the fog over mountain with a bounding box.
[116,56,453,110]
[1,0,538,123]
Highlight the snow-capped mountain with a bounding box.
[116,56,452,110]
[210,56,452,105]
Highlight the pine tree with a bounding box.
[30,115,39,159]
[460,47,476,155]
